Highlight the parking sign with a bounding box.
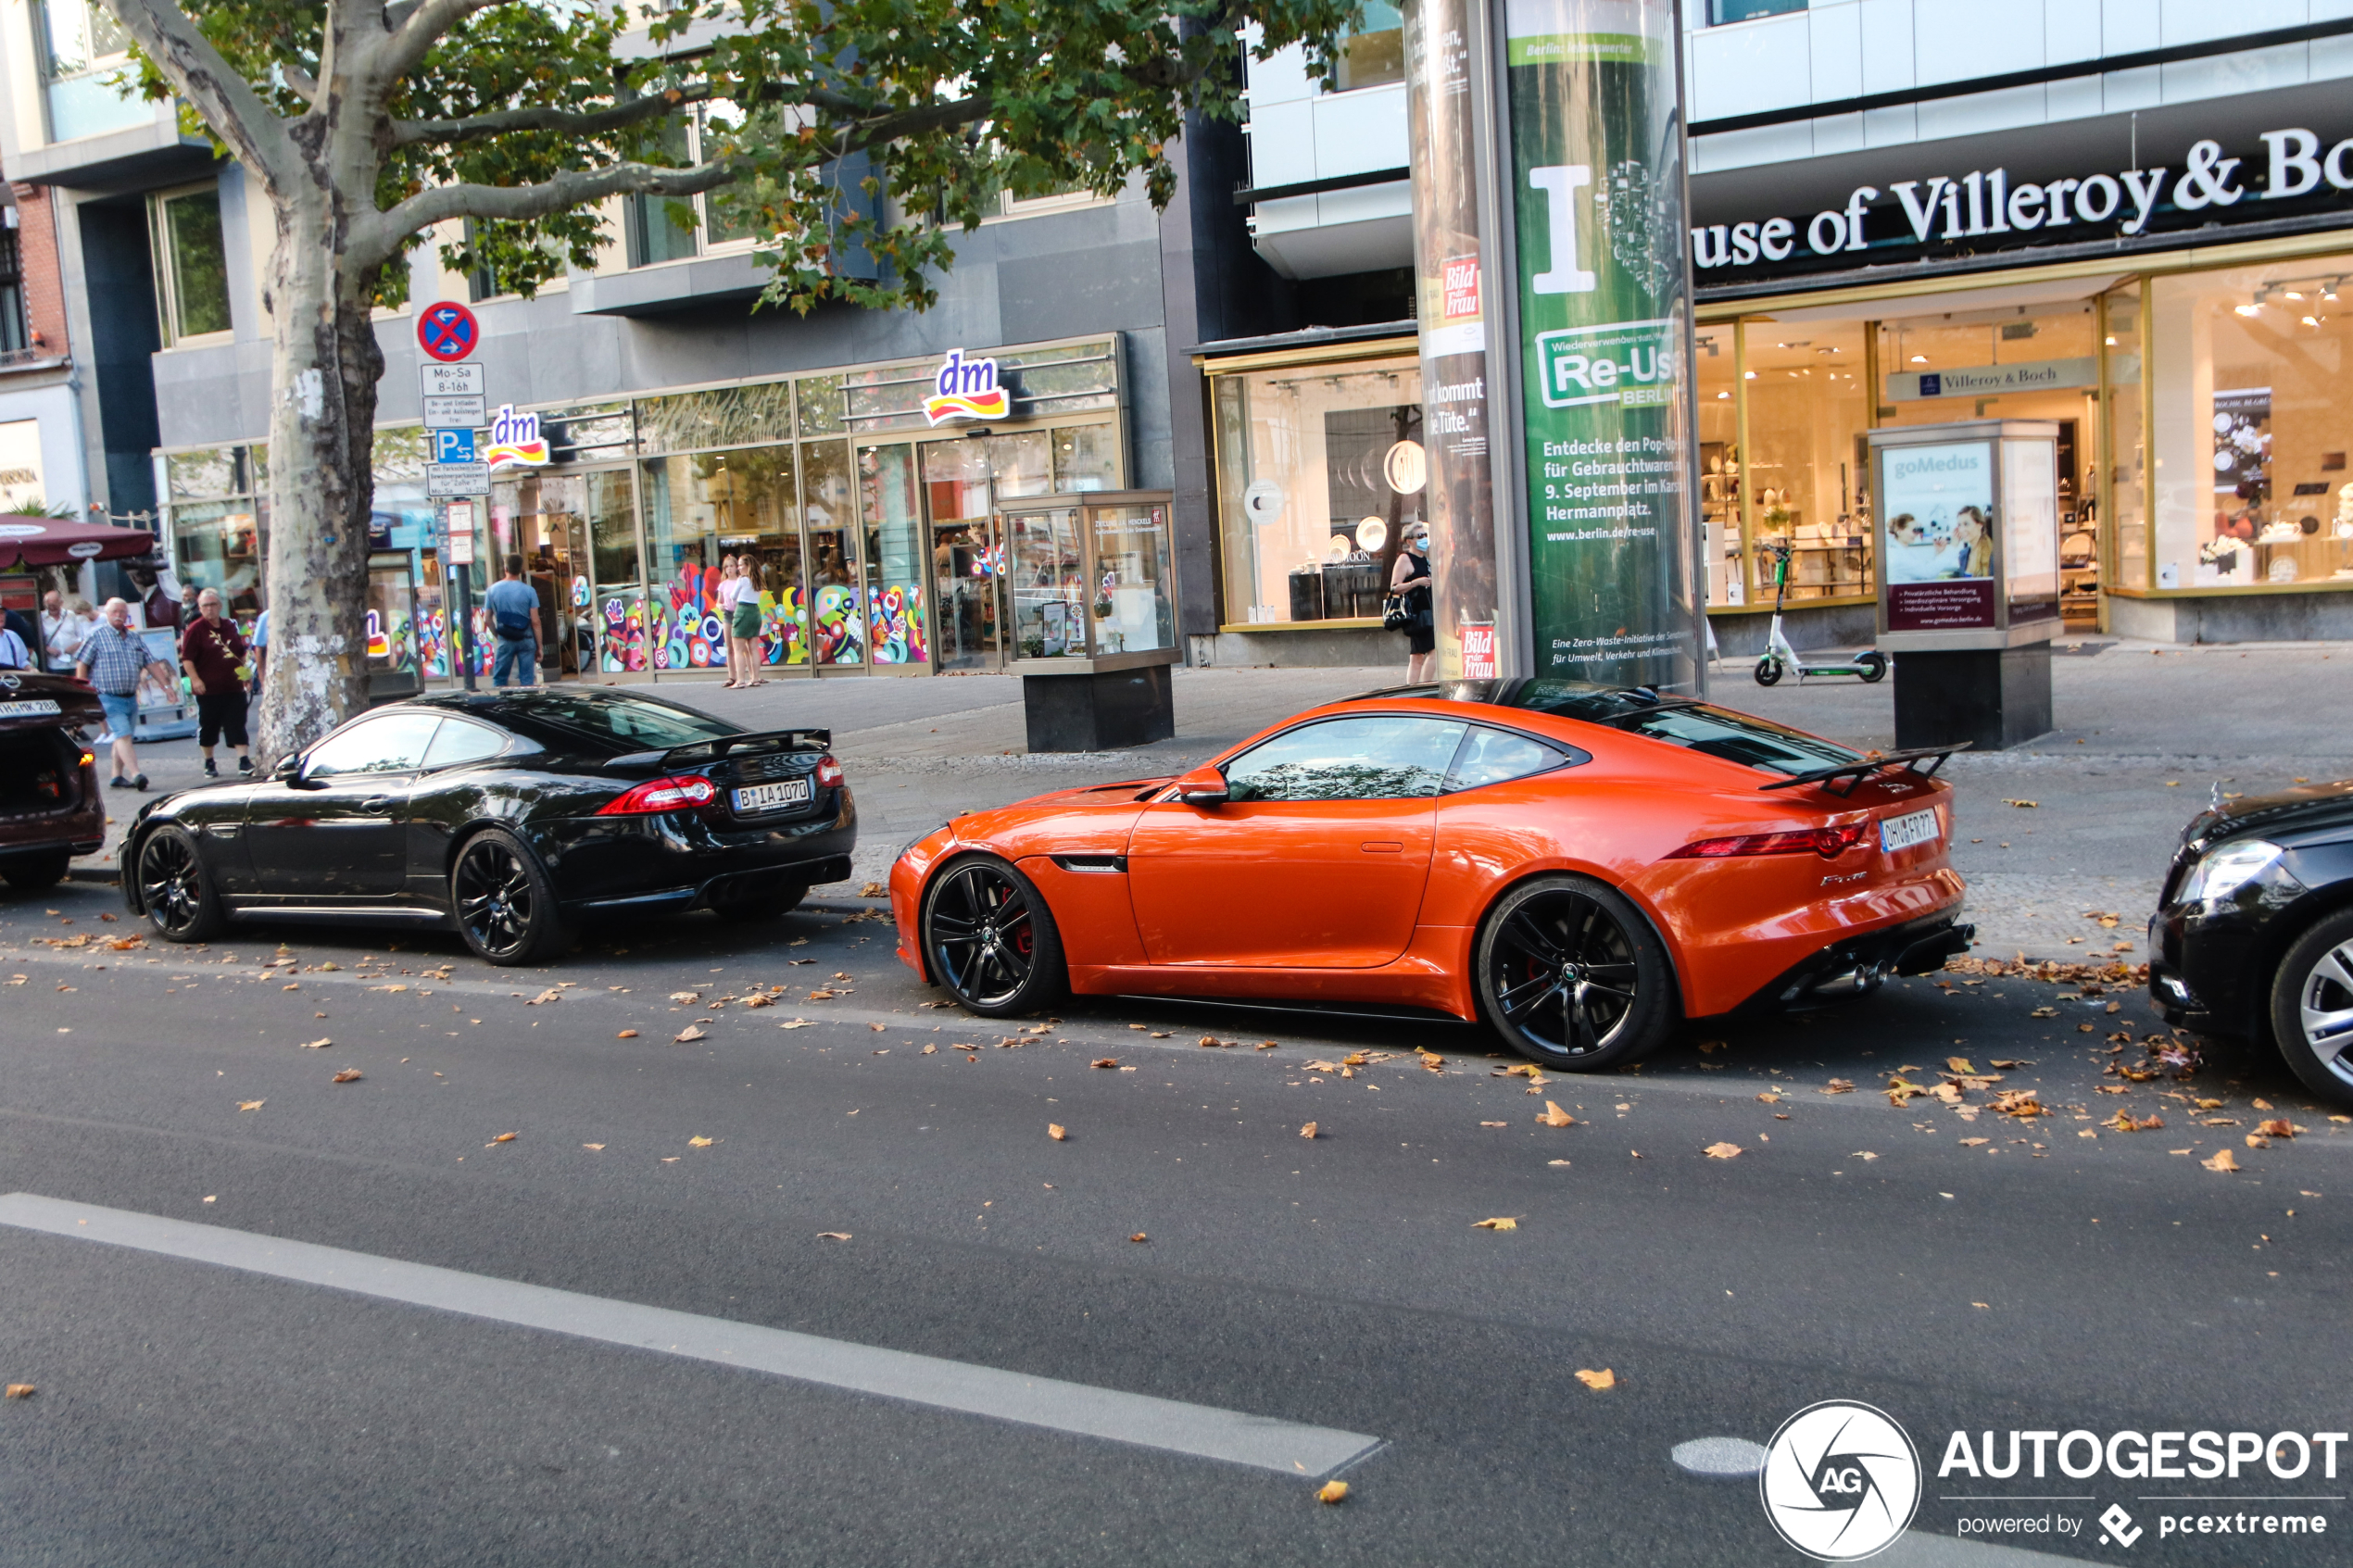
[434,428,477,464]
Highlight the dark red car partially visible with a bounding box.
[0,671,105,892]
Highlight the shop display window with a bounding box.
[859,444,926,664]
[1008,505,1086,659]
[2104,285,2145,603]
[1210,354,1425,627]
[1741,320,1870,602]
[642,446,797,671]
[802,438,863,665]
[171,501,262,619]
[1694,322,1742,606]
[2151,260,2353,591]
[1088,501,1175,655]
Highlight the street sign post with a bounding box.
[444,500,478,690]
[426,460,490,498]
[417,302,480,363]
[420,362,485,428]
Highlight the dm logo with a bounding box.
[924,349,1011,425]
[1759,1401,1921,1562]
[484,404,549,467]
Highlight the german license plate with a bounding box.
[0,699,60,718]
[1881,808,1941,853]
[732,778,811,813]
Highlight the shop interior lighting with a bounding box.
[1909,355,1928,364]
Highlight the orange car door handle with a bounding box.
[1361,841,1403,853]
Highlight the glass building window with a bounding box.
[1327,0,1404,91]
[641,445,797,671]
[1709,0,1805,22]
[1694,322,1742,605]
[1210,354,1424,626]
[150,185,233,344]
[2151,260,2353,591]
[859,443,926,664]
[1742,320,1869,603]
[36,0,147,142]
[628,102,760,266]
[0,227,26,357]
[2103,285,2145,597]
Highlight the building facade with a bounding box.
[0,5,1401,686]
[1208,0,2353,662]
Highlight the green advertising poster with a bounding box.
[1505,0,1695,688]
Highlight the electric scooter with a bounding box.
[1752,536,1888,687]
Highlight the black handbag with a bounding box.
[1381,593,1412,632]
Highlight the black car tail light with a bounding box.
[598,774,717,816]
[814,754,844,789]
[1667,823,1867,860]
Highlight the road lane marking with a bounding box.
[0,1192,1376,1478]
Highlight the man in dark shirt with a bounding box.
[180,588,253,777]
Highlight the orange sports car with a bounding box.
[887,681,1971,1069]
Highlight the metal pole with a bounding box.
[453,560,477,691]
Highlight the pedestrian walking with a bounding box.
[727,556,767,687]
[484,554,543,688]
[75,598,176,791]
[1390,522,1436,684]
[180,588,253,777]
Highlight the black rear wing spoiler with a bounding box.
[1756,743,1968,797]
[605,727,832,773]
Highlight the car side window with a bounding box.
[1444,727,1573,794]
[422,717,509,770]
[1224,716,1468,802]
[303,713,444,779]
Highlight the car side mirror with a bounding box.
[1174,764,1228,809]
[272,754,308,784]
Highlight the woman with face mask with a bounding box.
[1391,524,1436,684]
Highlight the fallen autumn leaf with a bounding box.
[1574,1369,1615,1390]
[1317,1480,1349,1504]
[1048,1123,1067,1141]
[1473,1216,1518,1231]
[1704,1142,1743,1159]
[331,1068,362,1084]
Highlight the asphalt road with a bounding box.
[3,878,2348,1567]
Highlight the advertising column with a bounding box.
[1503,0,1696,689]
[1405,0,1504,679]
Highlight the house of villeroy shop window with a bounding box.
[1688,96,2353,644]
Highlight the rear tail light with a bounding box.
[78,751,94,769]
[814,754,844,788]
[1668,822,1868,860]
[598,774,717,816]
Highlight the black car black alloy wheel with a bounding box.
[138,828,221,941]
[1489,888,1642,1058]
[454,834,542,962]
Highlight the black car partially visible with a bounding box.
[120,686,855,963]
[0,672,105,893]
[2148,781,2353,1103]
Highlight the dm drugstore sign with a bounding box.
[484,405,549,467]
[924,350,1011,424]
[1694,123,2353,288]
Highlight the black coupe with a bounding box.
[2148,780,2353,1103]
[120,687,856,963]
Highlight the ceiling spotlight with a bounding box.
[1909,355,1928,364]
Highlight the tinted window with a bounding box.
[1445,728,1567,793]
[1226,716,1467,802]
[1610,706,1856,774]
[422,717,508,769]
[304,713,443,778]
[497,692,737,751]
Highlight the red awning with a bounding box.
[0,516,160,568]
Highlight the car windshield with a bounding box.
[1443,679,1860,776]
[486,692,739,753]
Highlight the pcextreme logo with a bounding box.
[1759,1401,1923,1562]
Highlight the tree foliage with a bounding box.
[120,0,1361,314]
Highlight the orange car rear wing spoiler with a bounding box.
[1756,743,1969,798]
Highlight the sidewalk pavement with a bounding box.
[77,643,2353,967]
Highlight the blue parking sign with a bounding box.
[434,428,478,463]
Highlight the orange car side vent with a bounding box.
[1051,855,1127,873]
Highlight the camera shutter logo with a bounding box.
[1759,1401,1921,1561]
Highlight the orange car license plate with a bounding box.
[1880,809,1940,853]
